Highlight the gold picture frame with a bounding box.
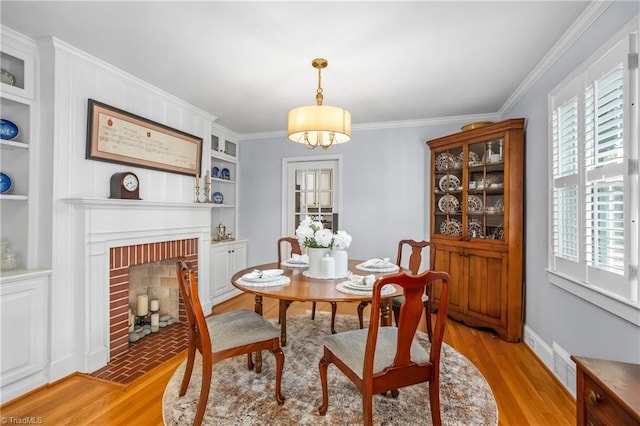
[86,99,202,176]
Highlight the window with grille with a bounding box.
[548,19,639,323]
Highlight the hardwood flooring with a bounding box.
[1,294,575,425]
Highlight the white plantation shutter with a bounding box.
[584,66,626,286]
[548,21,638,314]
[552,97,580,265]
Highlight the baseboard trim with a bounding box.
[523,324,577,398]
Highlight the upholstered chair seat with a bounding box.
[207,309,281,352]
[322,327,429,379]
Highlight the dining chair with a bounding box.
[176,259,285,426]
[392,240,436,341]
[318,269,450,426]
[277,237,338,335]
[356,240,436,341]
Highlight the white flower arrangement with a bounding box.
[295,216,352,249]
[332,230,352,250]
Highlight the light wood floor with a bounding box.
[1,294,575,425]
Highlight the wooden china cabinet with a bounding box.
[427,118,525,342]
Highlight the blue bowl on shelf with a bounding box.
[221,168,230,180]
[0,172,13,194]
[212,191,224,204]
[212,166,220,178]
[0,119,19,140]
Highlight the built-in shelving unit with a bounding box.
[0,26,42,274]
[209,124,239,240]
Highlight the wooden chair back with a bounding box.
[367,270,449,382]
[396,239,436,274]
[176,259,211,356]
[277,236,302,263]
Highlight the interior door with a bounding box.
[284,158,341,236]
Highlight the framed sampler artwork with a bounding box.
[86,99,202,176]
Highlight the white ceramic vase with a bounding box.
[331,249,349,278]
[307,247,330,276]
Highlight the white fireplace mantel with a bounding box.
[64,198,213,372]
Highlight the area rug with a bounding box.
[163,313,498,425]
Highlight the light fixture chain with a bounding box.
[316,65,324,106]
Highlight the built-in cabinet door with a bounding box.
[0,272,49,403]
[229,243,246,278]
[211,246,230,297]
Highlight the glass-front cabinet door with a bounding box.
[432,136,506,242]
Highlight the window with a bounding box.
[548,18,639,324]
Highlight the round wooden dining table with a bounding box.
[231,259,402,341]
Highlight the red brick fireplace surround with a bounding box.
[109,239,196,359]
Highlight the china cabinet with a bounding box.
[427,118,524,342]
[209,124,238,240]
[210,239,246,305]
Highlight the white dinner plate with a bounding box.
[242,269,284,282]
[342,280,374,291]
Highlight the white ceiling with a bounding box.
[1,1,591,137]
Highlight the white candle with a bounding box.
[136,294,149,317]
[150,299,159,312]
[128,311,135,332]
[151,313,160,332]
[205,170,211,185]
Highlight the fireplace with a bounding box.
[109,239,196,359]
[68,198,213,373]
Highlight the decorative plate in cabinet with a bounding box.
[440,218,462,236]
[439,174,461,192]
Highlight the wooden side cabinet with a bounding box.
[571,356,640,425]
[427,118,525,341]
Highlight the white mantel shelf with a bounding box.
[64,198,215,210]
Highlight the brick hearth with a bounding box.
[90,322,188,385]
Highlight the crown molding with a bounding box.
[498,0,613,117]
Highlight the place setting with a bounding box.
[355,257,400,273]
[336,273,396,295]
[279,253,309,268]
[236,268,290,287]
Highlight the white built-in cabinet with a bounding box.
[210,239,246,305]
[208,124,245,306]
[0,26,51,404]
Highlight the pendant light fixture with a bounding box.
[287,58,351,150]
